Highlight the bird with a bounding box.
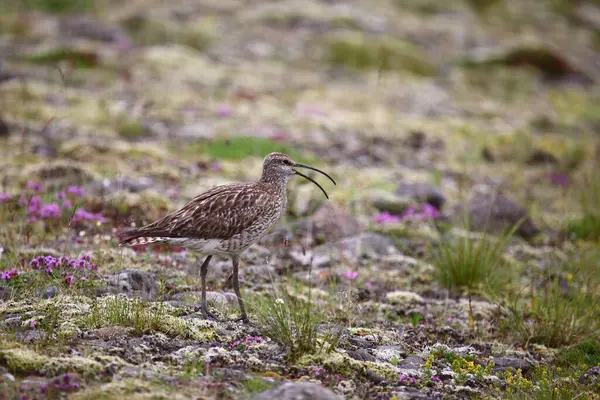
[118,152,336,323]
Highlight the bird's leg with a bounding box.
[231,255,249,323]
[200,255,219,321]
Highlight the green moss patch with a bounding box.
[191,136,313,163]
[326,34,435,75]
[26,48,100,69]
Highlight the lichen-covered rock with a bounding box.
[253,381,343,400]
[293,203,363,244]
[385,291,425,306]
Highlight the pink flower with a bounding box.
[66,186,85,197]
[0,193,11,202]
[30,321,39,329]
[216,104,232,117]
[374,212,402,224]
[25,181,44,192]
[342,271,359,281]
[431,376,441,383]
[64,275,75,286]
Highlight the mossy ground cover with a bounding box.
[1,0,600,398]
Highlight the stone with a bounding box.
[396,182,446,210]
[460,193,540,239]
[293,203,362,244]
[579,366,600,385]
[253,381,342,400]
[103,269,157,299]
[370,189,412,215]
[398,355,425,370]
[36,286,59,299]
[491,357,535,374]
[346,348,376,363]
[385,291,425,306]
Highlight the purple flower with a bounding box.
[431,376,441,383]
[64,275,75,286]
[30,321,39,329]
[1,268,20,281]
[66,186,84,197]
[55,191,67,201]
[549,173,569,187]
[216,104,232,117]
[342,270,359,281]
[25,181,44,192]
[0,193,11,202]
[39,203,61,218]
[72,209,106,224]
[374,211,402,224]
[62,199,73,210]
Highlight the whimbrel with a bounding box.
[118,152,336,323]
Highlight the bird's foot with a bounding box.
[234,315,251,324]
[201,307,222,322]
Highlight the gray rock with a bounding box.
[36,286,59,299]
[315,233,398,260]
[347,348,376,363]
[104,269,157,299]
[579,366,600,385]
[253,382,342,400]
[491,357,535,374]
[460,193,540,239]
[396,182,446,210]
[293,203,362,244]
[398,355,425,370]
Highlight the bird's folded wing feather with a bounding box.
[121,183,273,240]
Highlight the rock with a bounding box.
[59,16,131,45]
[373,346,407,363]
[253,381,342,400]
[579,366,600,385]
[385,291,425,306]
[526,149,558,165]
[36,286,59,299]
[462,44,593,84]
[103,269,157,299]
[346,348,376,363]
[398,355,425,370]
[461,193,540,239]
[0,116,9,137]
[396,182,446,210]
[20,161,97,191]
[491,357,535,374]
[370,189,412,215]
[293,203,362,244]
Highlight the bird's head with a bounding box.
[260,152,336,199]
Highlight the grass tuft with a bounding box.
[192,136,312,163]
[566,167,600,241]
[251,276,342,363]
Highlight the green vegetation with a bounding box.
[26,48,100,69]
[502,251,600,347]
[251,277,342,363]
[193,136,312,163]
[117,120,147,139]
[9,0,94,13]
[567,167,600,241]
[327,34,436,75]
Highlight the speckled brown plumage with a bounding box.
[118,152,335,323]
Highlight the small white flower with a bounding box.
[275,298,284,305]
[79,230,86,237]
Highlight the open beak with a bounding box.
[293,163,336,199]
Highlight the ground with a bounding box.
[1,0,600,399]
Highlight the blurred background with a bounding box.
[1,0,600,398]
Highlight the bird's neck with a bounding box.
[259,174,290,193]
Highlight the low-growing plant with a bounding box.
[250,273,343,363]
[431,220,518,332]
[502,251,600,348]
[566,166,600,241]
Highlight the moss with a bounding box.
[10,0,93,13]
[364,361,401,381]
[191,136,314,163]
[297,352,363,377]
[152,315,218,341]
[41,356,103,378]
[26,48,99,68]
[117,120,147,139]
[0,347,48,374]
[326,33,435,76]
[71,378,187,400]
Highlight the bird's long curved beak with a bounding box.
[293,163,336,199]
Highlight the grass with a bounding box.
[26,48,100,69]
[251,275,343,363]
[502,250,600,348]
[82,295,167,336]
[8,0,94,13]
[191,136,313,163]
[567,167,600,241]
[327,34,436,76]
[117,120,147,139]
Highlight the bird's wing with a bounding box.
[120,183,274,241]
